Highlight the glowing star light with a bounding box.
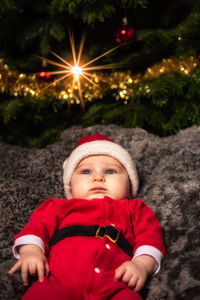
[71,65,82,78]
[38,31,120,106]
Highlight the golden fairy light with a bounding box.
[0,55,198,105]
[37,31,120,106]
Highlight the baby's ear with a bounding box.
[63,159,68,170]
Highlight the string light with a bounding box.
[0,56,198,105]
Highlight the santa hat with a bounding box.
[63,134,139,199]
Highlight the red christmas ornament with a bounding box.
[115,17,134,44]
[39,60,51,81]
[39,71,51,79]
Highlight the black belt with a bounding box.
[49,225,133,258]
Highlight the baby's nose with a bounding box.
[93,172,105,182]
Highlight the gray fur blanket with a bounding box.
[0,125,200,300]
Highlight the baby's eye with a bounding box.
[105,169,116,174]
[81,169,91,174]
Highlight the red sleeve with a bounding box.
[130,198,166,256]
[14,198,61,254]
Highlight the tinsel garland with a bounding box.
[0,56,198,105]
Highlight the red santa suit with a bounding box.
[13,196,166,300]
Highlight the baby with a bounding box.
[9,134,165,300]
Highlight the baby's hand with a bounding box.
[115,260,147,291]
[8,244,49,286]
[115,255,157,291]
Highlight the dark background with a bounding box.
[0,0,200,147]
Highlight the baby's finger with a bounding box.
[8,261,22,274]
[121,271,132,284]
[114,265,126,280]
[37,262,45,283]
[28,263,37,276]
[21,264,29,286]
[134,277,145,292]
[127,276,137,289]
[45,261,50,277]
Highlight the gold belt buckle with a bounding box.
[96,226,120,243]
[95,226,101,238]
[105,230,120,243]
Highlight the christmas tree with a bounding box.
[0,0,200,147]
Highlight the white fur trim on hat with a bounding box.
[63,139,139,199]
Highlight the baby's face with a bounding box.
[70,155,130,201]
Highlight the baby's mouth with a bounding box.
[90,187,106,192]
